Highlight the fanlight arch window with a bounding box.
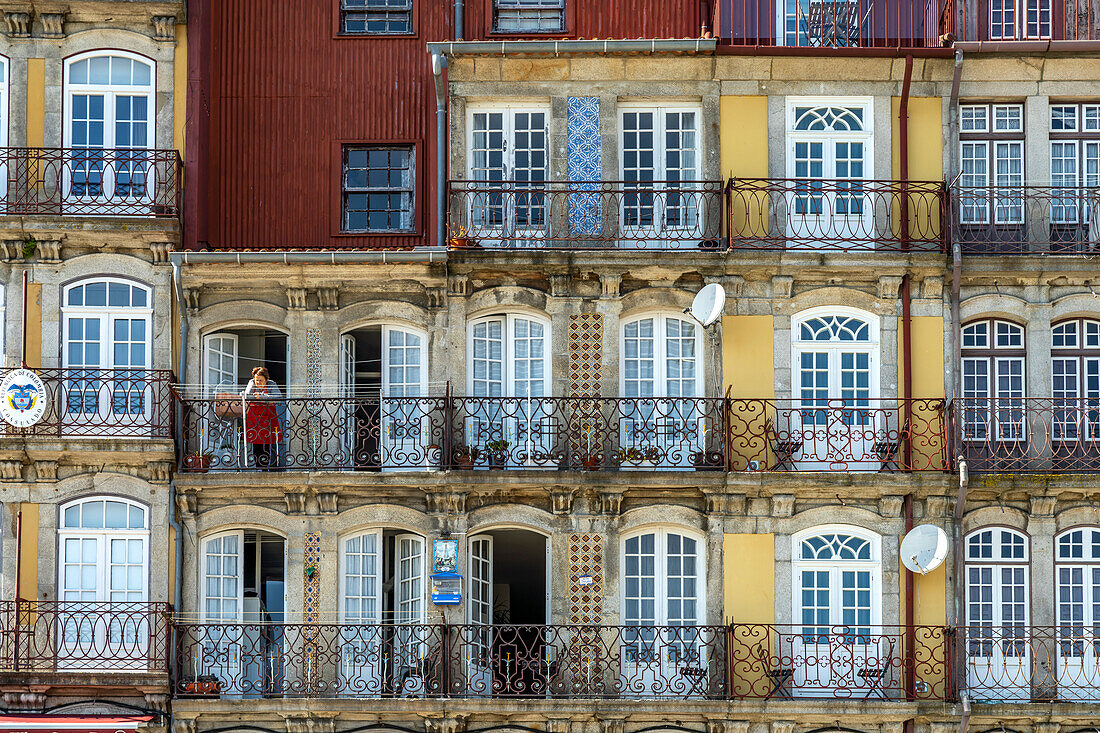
[791,307,879,407]
[792,526,881,639]
[960,318,1026,441]
[792,105,866,132]
[964,527,1029,647]
[797,314,872,343]
[58,497,148,603]
[61,278,153,421]
[63,52,155,203]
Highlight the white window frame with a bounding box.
[620,527,706,627]
[959,104,1025,225]
[63,51,156,151]
[465,312,552,396]
[964,526,1030,627]
[785,98,874,179]
[617,103,703,183]
[619,312,703,398]
[791,524,882,631]
[960,319,1026,441]
[62,278,153,372]
[338,528,426,624]
[790,305,880,401]
[57,496,150,604]
[199,530,245,623]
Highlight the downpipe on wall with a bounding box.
[953,457,969,706]
[433,53,448,248]
[169,261,187,611]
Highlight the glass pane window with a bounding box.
[494,0,565,32]
[343,146,414,233]
[623,530,701,628]
[340,0,413,34]
[621,315,700,399]
[793,528,880,642]
[620,107,702,234]
[959,105,1025,226]
[1049,103,1100,230]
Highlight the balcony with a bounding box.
[727,178,948,252]
[949,0,1100,41]
[0,368,174,439]
[716,0,944,47]
[963,625,1100,703]
[952,396,1100,473]
[952,184,1100,255]
[447,180,724,251]
[728,398,950,471]
[0,148,181,219]
[176,394,729,472]
[0,600,171,677]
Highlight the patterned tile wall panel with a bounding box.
[306,328,322,454]
[567,96,601,237]
[568,533,603,625]
[303,531,321,623]
[568,313,602,397]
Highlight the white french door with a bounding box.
[340,334,357,466]
[793,345,877,469]
[198,532,244,697]
[788,136,870,243]
[621,531,704,696]
[1053,356,1100,442]
[58,532,148,670]
[201,334,241,464]
[468,316,552,466]
[466,535,494,694]
[469,108,548,244]
[379,327,427,470]
[340,530,426,696]
[1056,563,1100,699]
[965,563,1030,699]
[620,108,702,247]
[62,309,152,430]
[621,315,704,467]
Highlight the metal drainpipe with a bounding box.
[454,0,463,40]
[899,55,913,249]
[903,494,915,700]
[432,54,448,248]
[902,274,913,465]
[949,49,964,402]
[169,261,187,610]
[953,458,969,702]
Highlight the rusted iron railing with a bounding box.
[728,624,952,700]
[951,184,1100,255]
[953,396,1100,473]
[0,368,174,439]
[0,147,182,218]
[726,398,951,472]
[962,625,1100,703]
[175,394,729,472]
[716,0,941,46]
[727,178,948,252]
[173,623,729,699]
[0,600,172,674]
[447,180,724,250]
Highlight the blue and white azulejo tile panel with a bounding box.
[567,96,601,237]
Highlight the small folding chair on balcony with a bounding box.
[856,636,895,699]
[755,643,794,699]
[873,421,907,473]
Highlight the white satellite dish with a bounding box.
[689,283,726,328]
[900,524,949,575]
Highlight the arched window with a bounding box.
[1056,527,1100,698]
[468,313,550,397]
[621,313,701,398]
[1052,319,1100,443]
[792,526,881,637]
[62,278,152,421]
[964,526,1029,696]
[622,528,703,627]
[960,318,1025,441]
[792,308,878,403]
[59,497,148,603]
[64,52,155,202]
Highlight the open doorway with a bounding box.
[467,529,549,696]
[340,325,427,470]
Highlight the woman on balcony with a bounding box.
[243,366,283,470]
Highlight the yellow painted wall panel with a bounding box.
[898,557,949,698]
[723,315,774,469]
[725,533,775,697]
[721,96,768,236]
[18,503,39,600]
[899,316,947,470]
[890,97,944,242]
[174,25,187,155]
[26,59,44,148]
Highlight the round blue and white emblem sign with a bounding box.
[0,368,47,427]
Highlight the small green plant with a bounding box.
[22,237,36,259]
[486,439,510,453]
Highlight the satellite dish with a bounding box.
[690,283,726,328]
[900,524,949,575]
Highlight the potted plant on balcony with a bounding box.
[452,444,479,470]
[448,225,479,250]
[580,453,602,471]
[184,450,213,472]
[691,450,724,472]
[616,446,658,470]
[485,439,510,469]
[179,673,221,697]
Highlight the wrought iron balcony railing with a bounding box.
[175,393,729,472]
[952,396,1100,473]
[727,398,951,472]
[729,624,952,700]
[0,600,171,675]
[174,622,729,699]
[948,0,1100,41]
[447,180,724,250]
[0,147,181,219]
[963,625,1100,703]
[715,0,944,46]
[0,368,174,439]
[727,178,948,252]
[951,184,1100,255]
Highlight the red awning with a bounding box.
[0,716,152,733]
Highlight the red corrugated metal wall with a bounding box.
[191,0,707,251]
